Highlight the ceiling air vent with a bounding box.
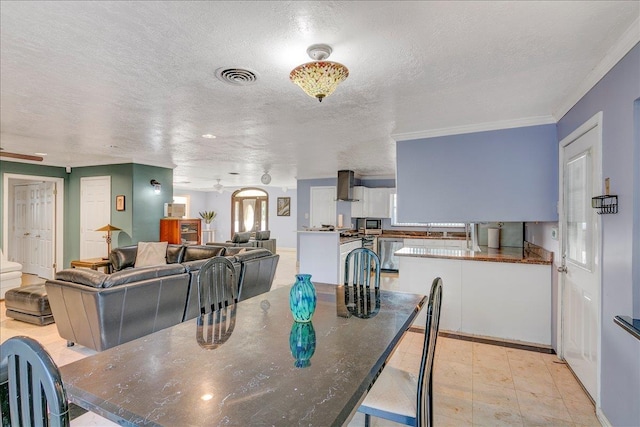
[215,67,258,86]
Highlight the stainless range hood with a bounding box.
[337,170,358,201]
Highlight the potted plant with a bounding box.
[199,210,217,229]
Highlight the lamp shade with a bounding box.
[95,224,122,232]
[290,61,349,102]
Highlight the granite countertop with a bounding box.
[395,242,553,265]
[379,230,467,240]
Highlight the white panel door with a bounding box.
[25,184,39,274]
[80,177,111,259]
[36,182,55,279]
[310,186,336,227]
[12,185,29,265]
[559,118,601,402]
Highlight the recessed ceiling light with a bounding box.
[202,134,216,139]
[34,152,48,156]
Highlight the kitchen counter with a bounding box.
[396,242,552,265]
[380,231,466,240]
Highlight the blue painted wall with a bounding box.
[557,43,639,427]
[396,124,558,222]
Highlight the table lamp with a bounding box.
[95,224,122,260]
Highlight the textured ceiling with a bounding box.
[1,1,638,190]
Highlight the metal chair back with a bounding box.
[197,256,238,314]
[416,277,444,427]
[196,304,237,350]
[344,248,381,288]
[0,336,70,427]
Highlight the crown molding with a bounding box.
[391,115,556,142]
[553,17,640,121]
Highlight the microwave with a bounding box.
[358,218,382,235]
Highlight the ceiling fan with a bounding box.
[0,147,43,162]
[214,179,224,193]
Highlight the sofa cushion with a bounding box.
[56,268,108,288]
[232,232,251,243]
[167,244,186,264]
[0,248,22,273]
[110,245,138,271]
[103,264,186,288]
[183,245,225,262]
[135,242,168,268]
[233,248,273,262]
[255,230,270,240]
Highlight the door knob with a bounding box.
[557,265,568,273]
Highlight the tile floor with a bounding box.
[1,249,599,426]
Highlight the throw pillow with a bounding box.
[135,242,168,268]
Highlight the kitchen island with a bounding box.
[397,243,553,346]
[298,231,362,285]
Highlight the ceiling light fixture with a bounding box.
[202,134,216,139]
[290,44,349,102]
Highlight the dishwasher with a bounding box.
[377,238,404,272]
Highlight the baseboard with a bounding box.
[407,327,555,354]
[597,408,612,427]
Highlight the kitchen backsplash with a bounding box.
[477,222,524,248]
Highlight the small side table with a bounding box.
[202,229,215,244]
[70,258,112,273]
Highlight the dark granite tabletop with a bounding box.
[60,284,426,426]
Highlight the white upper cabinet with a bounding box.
[367,188,393,218]
[350,186,367,218]
[351,187,394,218]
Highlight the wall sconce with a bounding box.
[150,179,162,194]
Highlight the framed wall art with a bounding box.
[116,195,126,211]
[277,197,290,216]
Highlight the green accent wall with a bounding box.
[1,160,173,268]
[132,164,173,242]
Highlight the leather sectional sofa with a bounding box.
[45,244,279,351]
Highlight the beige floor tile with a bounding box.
[473,401,524,427]
[435,359,473,388]
[473,381,519,411]
[434,413,472,427]
[564,397,599,426]
[513,374,562,398]
[516,390,573,423]
[521,412,576,427]
[473,365,514,389]
[506,347,544,362]
[474,348,511,370]
[433,393,473,424]
[434,382,473,401]
[508,357,549,379]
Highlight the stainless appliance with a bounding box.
[357,218,382,235]
[361,235,377,253]
[378,238,403,272]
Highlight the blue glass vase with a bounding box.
[289,274,316,322]
[289,321,316,368]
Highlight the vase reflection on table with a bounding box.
[289,321,316,368]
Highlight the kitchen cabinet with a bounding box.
[398,254,551,345]
[367,188,392,218]
[350,187,394,218]
[350,186,367,218]
[160,218,201,245]
[339,239,362,284]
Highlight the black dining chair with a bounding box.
[358,277,444,427]
[1,336,118,427]
[197,256,238,314]
[1,335,70,426]
[344,248,381,289]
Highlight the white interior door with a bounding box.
[12,184,29,267]
[80,176,111,259]
[559,114,601,403]
[26,183,39,274]
[36,182,55,278]
[310,186,336,227]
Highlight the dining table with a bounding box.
[60,283,426,426]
